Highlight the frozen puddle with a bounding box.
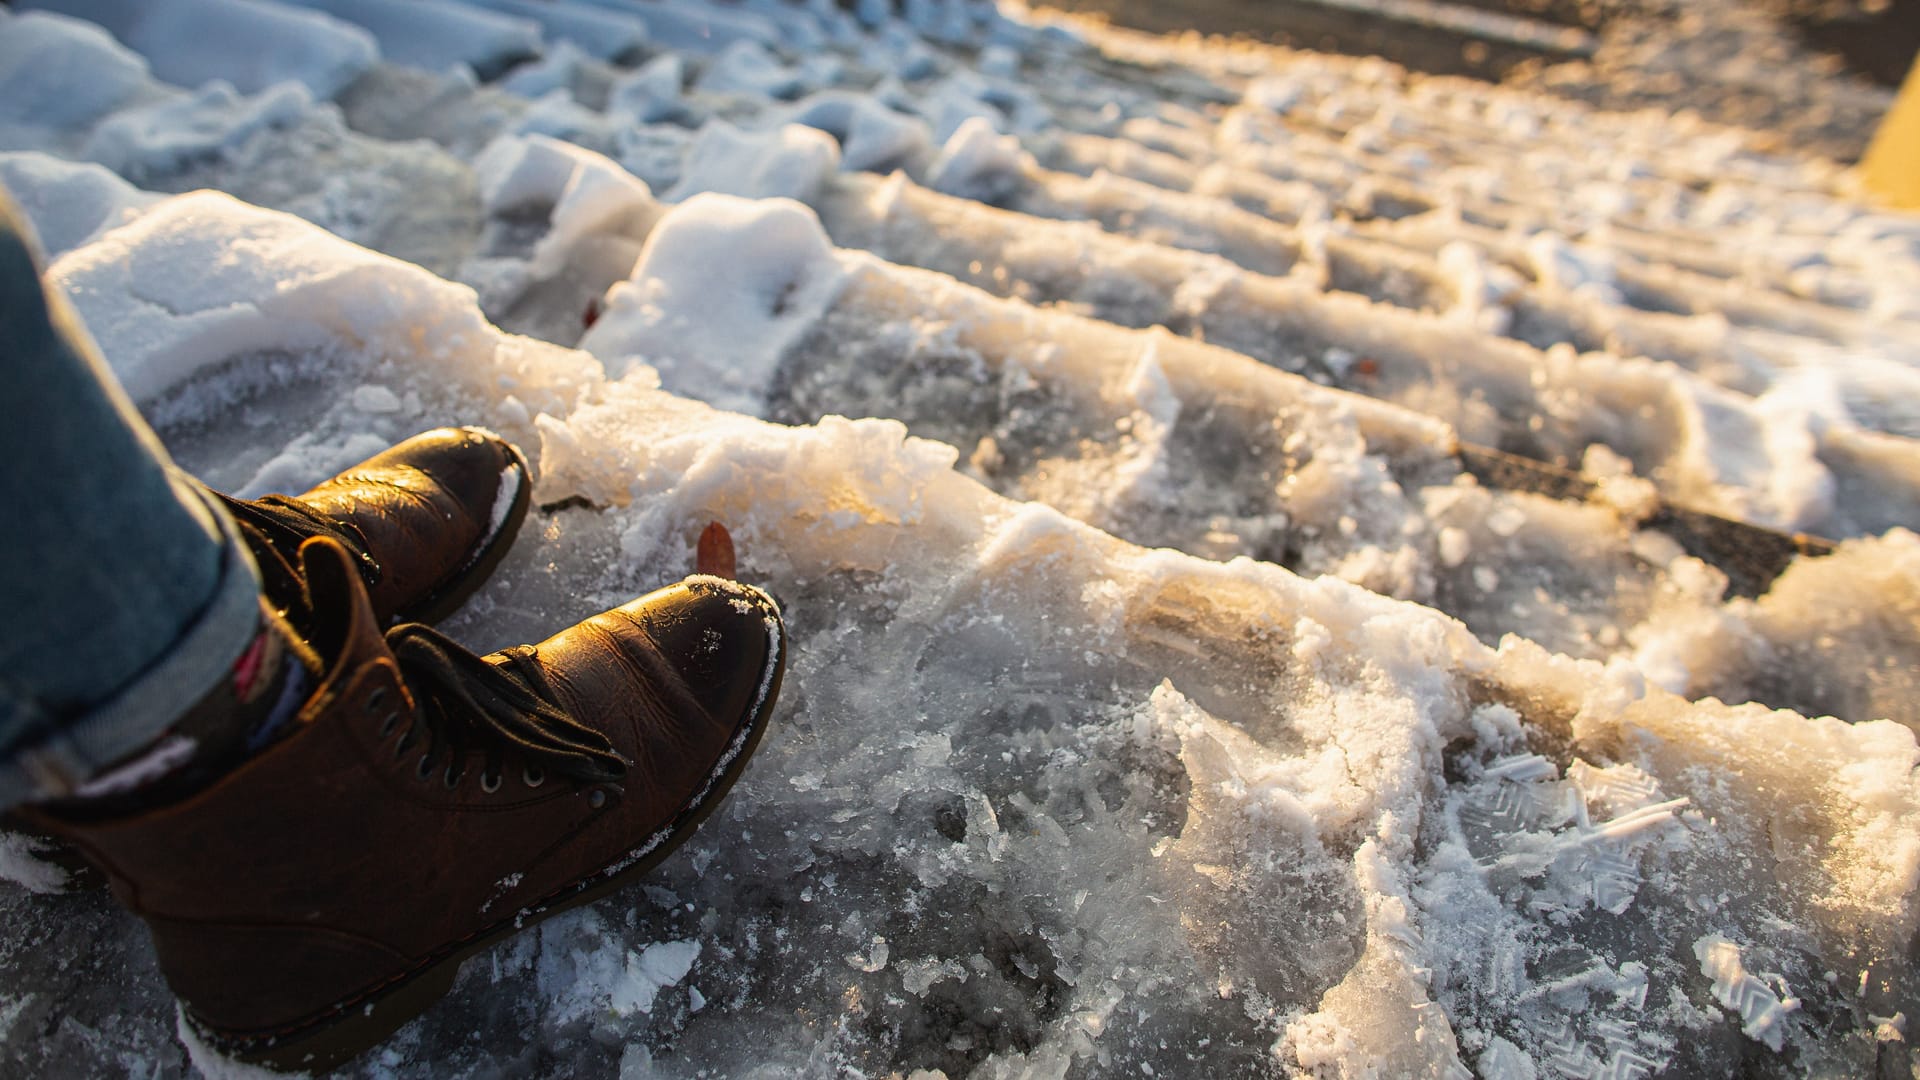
[0,1,1916,1077]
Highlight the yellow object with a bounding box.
[1862,54,1920,210]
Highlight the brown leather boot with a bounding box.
[24,536,786,1072]
[0,427,534,893]
[221,426,534,626]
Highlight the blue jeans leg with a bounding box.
[0,191,264,809]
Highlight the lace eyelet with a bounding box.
[416,755,435,780]
[480,771,502,794]
[588,789,608,809]
[379,711,400,737]
[443,765,461,789]
[365,687,387,713]
[523,765,545,788]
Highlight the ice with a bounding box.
[276,0,543,82]
[780,91,935,175]
[608,55,688,125]
[1695,934,1800,1052]
[0,152,157,258]
[0,834,70,896]
[84,80,317,185]
[0,11,152,137]
[927,117,1032,204]
[695,40,806,101]
[1,0,1918,1075]
[0,167,1907,1078]
[663,121,840,205]
[16,0,378,100]
[472,133,658,281]
[462,0,650,63]
[44,190,509,403]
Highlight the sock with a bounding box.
[56,600,320,817]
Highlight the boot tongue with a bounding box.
[296,535,383,677]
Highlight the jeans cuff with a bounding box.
[0,475,264,807]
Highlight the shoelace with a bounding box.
[220,493,384,588]
[384,623,628,789]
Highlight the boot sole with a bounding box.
[392,434,535,627]
[187,602,788,1073]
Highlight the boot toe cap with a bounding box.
[628,576,784,732]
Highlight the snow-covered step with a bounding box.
[963,135,1913,380]
[4,188,1913,1080]
[274,0,546,81]
[14,0,379,99]
[1115,106,1864,258]
[792,167,1920,537]
[1355,208,1915,323]
[460,0,653,62]
[1091,34,1861,201]
[1049,110,1920,335]
[0,10,563,275]
[466,172,1908,727]
[10,3,1915,544]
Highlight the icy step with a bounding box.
[1028,116,1918,338]
[798,168,1920,538]
[972,142,1909,378]
[366,130,1919,723]
[1302,79,1852,199]
[570,0,789,55]
[333,62,537,159]
[1030,128,1334,225]
[0,14,572,273]
[459,0,652,63]
[0,11,182,173]
[1357,209,1914,324]
[6,187,1915,1079]
[1095,102,1899,275]
[14,0,379,99]
[10,4,1917,541]
[0,153,159,257]
[0,43,487,280]
[1078,27,1858,201]
[276,0,544,82]
[547,190,1914,727]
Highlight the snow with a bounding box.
[16,0,379,100]
[1694,934,1800,1052]
[0,11,153,136]
[86,81,317,184]
[0,153,157,258]
[580,192,849,410]
[0,834,70,896]
[472,133,659,280]
[276,0,543,82]
[780,91,936,175]
[0,0,1917,1076]
[462,0,650,64]
[663,121,840,204]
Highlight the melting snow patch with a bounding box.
[581,193,848,411]
[0,831,71,894]
[1694,934,1799,1051]
[665,120,840,205]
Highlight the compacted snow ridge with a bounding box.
[0,2,1916,1078]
